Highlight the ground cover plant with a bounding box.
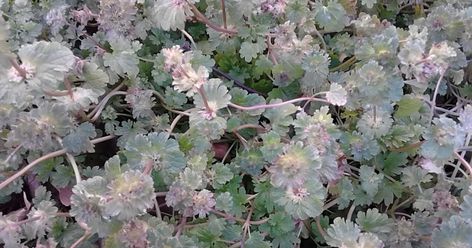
[1,0,472,247]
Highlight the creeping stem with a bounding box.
[0,135,116,191]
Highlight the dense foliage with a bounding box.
[1,0,472,247]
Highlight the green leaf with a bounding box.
[326,217,361,247]
[51,164,74,187]
[239,38,267,63]
[355,208,393,234]
[82,62,109,90]
[103,39,141,78]
[362,0,377,9]
[359,165,384,197]
[62,122,97,155]
[124,132,187,184]
[313,0,348,33]
[401,166,433,188]
[17,41,76,90]
[263,99,299,135]
[244,232,271,248]
[432,216,472,248]
[194,78,231,111]
[395,96,423,118]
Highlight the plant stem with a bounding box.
[189,3,237,35]
[220,0,227,29]
[454,151,472,178]
[0,135,115,191]
[346,203,356,221]
[312,25,327,50]
[430,70,446,121]
[453,133,471,179]
[197,87,212,113]
[4,143,23,164]
[87,83,125,118]
[89,91,128,122]
[180,28,197,49]
[228,97,329,111]
[9,58,26,79]
[71,222,91,248]
[211,210,269,225]
[66,153,82,184]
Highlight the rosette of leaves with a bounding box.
[6,102,73,152]
[300,47,331,95]
[356,107,394,138]
[69,176,110,235]
[105,170,156,220]
[272,179,326,220]
[354,19,399,66]
[293,106,340,154]
[348,60,404,109]
[421,115,465,160]
[125,88,157,119]
[268,141,321,189]
[98,0,138,38]
[346,131,381,161]
[71,168,155,234]
[123,132,186,184]
[23,200,58,240]
[293,107,342,181]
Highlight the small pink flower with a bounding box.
[192,189,215,218]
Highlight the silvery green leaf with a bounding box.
[362,0,377,9]
[359,165,384,197]
[24,200,58,239]
[104,170,156,220]
[326,83,347,106]
[326,217,361,247]
[432,216,472,248]
[62,122,97,155]
[194,78,231,111]
[239,38,267,63]
[151,0,194,31]
[17,41,75,90]
[53,87,102,112]
[103,39,141,78]
[263,99,298,135]
[82,62,109,91]
[356,208,393,234]
[312,0,348,33]
[124,132,186,184]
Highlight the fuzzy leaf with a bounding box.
[62,122,97,155]
[194,78,231,111]
[103,39,141,77]
[326,217,361,247]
